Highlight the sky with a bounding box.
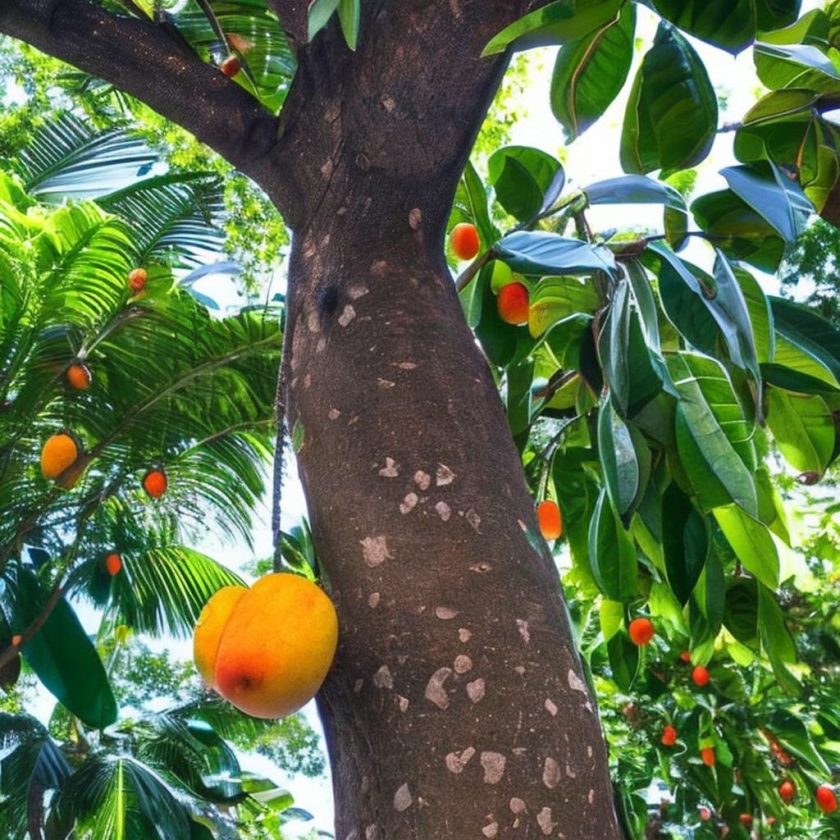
[10,2,826,835]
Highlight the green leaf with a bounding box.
[721,162,813,244]
[766,388,835,473]
[724,578,758,643]
[308,0,341,42]
[661,485,709,605]
[755,42,840,94]
[693,547,724,632]
[587,488,639,601]
[770,296,840,384]
[291,419,305,453]
[713,506,780,589]
[528,275,601,337]
[337,0,361,49]
[7,567,117,729]
[620,23,718,175]
[652,0,801,54]
[668,353,758,516]
[757,588,800,695]
[483,0,623,55]
[585,174,687,210]
[734,266,774,364]
[597,398,650,519]
[461,161,499,253]
[494,231,616,276]
[742,89,821,127]
[488,146,564,222]
[551,4,635,141]
[767,709,831,772]
[607,631,640,691]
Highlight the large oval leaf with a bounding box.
[587,488,639,601]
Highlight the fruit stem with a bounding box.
[454,248,493,293]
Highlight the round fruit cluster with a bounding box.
[193,572,338,719]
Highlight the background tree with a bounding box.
[1,2,840,838]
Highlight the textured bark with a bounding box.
[2,1,623,837]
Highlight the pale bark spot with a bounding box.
[371,259,388,276]
[377,378,395,389]
[303,373,311,389]
[516,619,530,644]
[348,284,369,300]
[398,695,409,712]
[480,752,506,784]
[588,789,596,805]
[454,654,472,674]
[510,798,527,814]
[470,561,492,573]
[445,746,475,773]
[393,783,412,812]
[306,310,320,333]
[373,665,393,690]
[514,665,525,675]
[382,95,397,112]
[568,669,587,694]
[399,492,419,514]
[338,304,356,326]
[435,501,452,521]
[360,536,393,567]
[565,762,577,778]
[537,807,555,836]
[394,361,418,370]
[482,822,499,838]
[466,678,485,703]
[408,207,422,229]
[365,826,379,840]
[543,757,561,789]
[458,628,472,642]
[328,408,341,420]
[378,457,400,477]
[354,679,364,694]
[545,698,558,717]
[414,470,431,490]
[424,667,452,709]
[465,509,481,531]
[435,606,458,620]
[368,592,380,608]
[587,746,593,757]
[316,337,327,353]
[435,463,456,486]
[345,832,359,840]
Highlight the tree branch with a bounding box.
[0,0,281,187]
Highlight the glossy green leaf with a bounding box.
[721,162,813,244]
[766,388,835,473]
[488,146,565,223]
[758,588,800,695]
[9,567,117,729]
[755,42,840,94]
[767,709,831,772]
[461,160,500,250]
[661,485,709,605]
[620,23,718,175]
[587,488,639,601]
[597,398,650,519]
[724,578,759,643]
[761,362,840,392]
[770,296,840,384]
[308,0,341,42]
[483,0,623,55]
[714,505,780,589]
[734,266,775,364]
[494,231,616,276]
[668,353,757,516]
[652,0,800,54]
[693,547,724,632]
[528,275,601,337]
[607,631,640,691]
[551,4,635,141]
[337,0,361,49]
[585,174,687,211]
[742,89,820,127]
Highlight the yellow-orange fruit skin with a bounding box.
[193,585,249,687]
[66,364,92,390]
[105,553,123,577]
[41,433,79,480]
[449,223,480,261]
[143,469,167,498]
[213,573,338,719]
[220,56,241,77]
[128,268,147,293]
[497,282,529,325]
[537,500,562,540]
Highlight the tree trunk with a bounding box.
[283,197,620,838]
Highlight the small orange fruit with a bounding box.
[537,500,562,540]
[128,267,147,293]
[680,650,691,663]
[143,468,168,498]
[497,281,529,325]
[661,725,677,746]
[701,746,716,767]
[778,780,795,804]
[692,665,710,687]
[628,617,655,647]
[739,814,753,827]
[449,222,480,261]
[10,635,22,647]
[66,363,92,390]
[220,55,241,77]
[105,553,122,576]
[41,433,79,480]
[816,784,837,814]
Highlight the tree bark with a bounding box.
[1,1,623,836]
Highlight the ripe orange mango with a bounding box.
[194,573,338,719]
[41,433,79,480]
